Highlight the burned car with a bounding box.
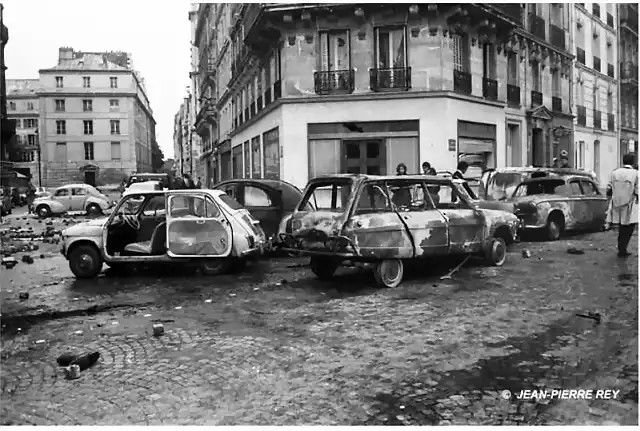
[33,183,112,218]
[60,189,266,278]
[507,176,608,240]
[279,174,521,288]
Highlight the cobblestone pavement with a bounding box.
[1,221,637,425]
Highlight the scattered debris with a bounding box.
[74,330,83,335]
[65,365,81,380]
[280,279,288,285]
[70,352,100,371]
[35,340,46,344]
[57,352,79,367]
[174,306,182,310]
[18,292,29,300]
[229,293,236,297]
[152,324,165,337]
[143,314,152,317]
[21,255,34,264]
[440,255,471,280]
[1,256,17,269]
[567,247,585,255]
[576,312,601,323]
[204,299,213,303]
[522,249,532,258]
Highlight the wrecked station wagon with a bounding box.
[60,189,266,278]
[279,174,521,288]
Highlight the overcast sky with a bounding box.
[3,0,192,159]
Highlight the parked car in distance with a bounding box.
[479,167,598,202]
[0,188,12,216]
[213,178,308,248]
[504,176,608,240]
[126,173,174,190]
[33,184,112,218]
[279,174,521,288]
[60,189,266,278]
[123,180,164,197]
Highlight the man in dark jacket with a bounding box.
[453,161,477,199]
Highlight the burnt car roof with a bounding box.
[519,175,592,184]
[309,174,457,184]
[488,167,594,176]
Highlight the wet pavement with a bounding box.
[0,209,638,425]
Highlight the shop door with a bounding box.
[342,140,386,175]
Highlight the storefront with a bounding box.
[262,127,280,180]
[457,120,497,181]
[218,140,231,182]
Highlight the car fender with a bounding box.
[85,197,107,210]
[36,199,66,214]
[64,236,103,259]
[479,209,520,244]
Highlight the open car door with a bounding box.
[166,192,233,257]
[478,169,495,200]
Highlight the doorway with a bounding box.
[531,129,544,167]
[342,140,386,175]
[84,171,96,187]
[507,123,521,167]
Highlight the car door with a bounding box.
[221,183,239,202]
[568,180,590,227]
[166,192,233,257]
[71,187,89,211]
[434,182,484,254]
[243,184,281,239]
[579,179,608,227]
[53,187,72,211]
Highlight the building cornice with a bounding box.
[36,90,137,97]
[6,94,39,99]
[576,63,619,85]
[7,112,39,117]
[38,69,132,74]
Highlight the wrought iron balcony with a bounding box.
[507,84,520,106]
[531,90,543,108]
[593,109,602,129]
[592,4,600,18]
[550,24,566,50]
[608,113,615,131]
[274,80,282,99]
[482,77,498,101]
[453,70,472,95]
[552,96,562,112]
[577,48,586,65]
[593,56,601,72]
[369,67,411,91]
[577,105,587,126]
[313,70,355,95]
[607,13,615,28]
[529,13,546,40]
[621,61,639,81]
[608,63,615,78]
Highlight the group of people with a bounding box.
[174,174,203,190]
[394,160,477,199]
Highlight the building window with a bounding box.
[531,61,541,92]
[55,76,64,88]
[56,120,66,135]
[110,77,118,88]
[453,34,471,72]
[27,102,34,111]
[251,136,261,178]
[110,141,121,160]
[575,141,586,169]
[262,127,280,180]
[374,27,407,69]
[110,120,121,135]
[244,140,251,177]
[27,135,36,146]
[55,99,65,112]
[109,99,120,111]
[8,101,15,110]
[319,30,351,72]
[83,120,94,135]
[84,142,94,160]
[25,119,38,128]
[482,44,497,79]
[82,99,93,112]
[83,77,91,88]
[55,142,67,161]
[551,70,561,98]
[15,119,22,128]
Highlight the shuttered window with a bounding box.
[319,31,350,71]
[452,34,470,72]
[507,53,518,85]
[482,43,497,79]
[552,70,561,97]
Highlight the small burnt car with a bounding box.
[279,174,521,288]
[33,184,112,218]
[60,189,266,278]
[213,179,306,249]
[505,175,608,240]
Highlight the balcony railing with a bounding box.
[608,113,615,131]
[607,13,615,28]
[507,84,521,106]
[608,63,615,78]
[453,70,472,95]
[552,96,562,112]
[274,80,282,99]
[529,13,546,40]
[621,61,639,81]
[593,56,601,72]
[577,105,587,126]
[577,48,586,65]
[593,109,602,129]
[313,70,355,94]
[550,24,566,50]
[482,77,498,101]
[592,4,600,18]
[369,67,411,91]
[531,90,543,107]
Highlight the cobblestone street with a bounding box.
[1,211,638,425]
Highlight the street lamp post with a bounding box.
[35,128,42,187]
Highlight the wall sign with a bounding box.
[448,139,457,152]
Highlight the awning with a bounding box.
[458,138,495,154]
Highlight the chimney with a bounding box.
[58,47,74,62]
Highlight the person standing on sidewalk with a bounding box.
[606,154,638,258]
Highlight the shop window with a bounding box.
[251,136,261,178]
[263,127,280,179]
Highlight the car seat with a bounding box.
[124,222,167,255]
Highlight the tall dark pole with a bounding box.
[35,129,42,187]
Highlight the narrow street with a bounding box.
[1,209,638,425]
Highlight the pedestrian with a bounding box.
[557,150,570,168]
[26,182,36,214]
[421,161,431,175]
[396,163,408,175]
[453,161,477,199]
[606,154,638,258]
[195,176,202,189]
[183,174,196,189]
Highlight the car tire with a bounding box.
[373,259,404,288]
[69,245,103,279]
[86,203,103,216]
[310,256,338,280]
[546,215,564,241]
[201,257,233,275]
[484,237,507,267]
[36,205,51,218]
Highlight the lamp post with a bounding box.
[35,128,42,187]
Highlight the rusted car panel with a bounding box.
[343,212,414,259]
[167,220,230,256]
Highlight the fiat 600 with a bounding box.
[279,174,521,288]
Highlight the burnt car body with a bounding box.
[506,176,608,240]
[279,174,520,288]
[479,167,598,202]
[213,179,305,247]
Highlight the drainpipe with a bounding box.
[568,4,575,168]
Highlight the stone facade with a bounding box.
[6,79,41,182]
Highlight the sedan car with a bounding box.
[506,176,608,240]
[213,179,305,247]
[33,184,112,218]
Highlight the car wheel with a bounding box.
[373,259,404,288]
[546,215,564,241]
[310,256,338,280]
[484,237,507,267]
[69,245,103,279]
[36,205,51,218]
[201,257,233,275]
[86,203,102,216]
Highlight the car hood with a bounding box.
[478,208,520,225]
[63,217,108,236]
[471,199,515,213]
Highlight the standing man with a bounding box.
[195,177,202,189]
[607,154,638,258]
[452,161,477,199]
[557,150,570,168]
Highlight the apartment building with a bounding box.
[173,96,195,176]
[37,47,156,187]
[6,79,41,183]
[0,5,16,187]
[618,3,638,162]
[572,3,619,182]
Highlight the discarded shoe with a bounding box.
[567,247,585,255]
[70,351,100,371]
[56,352,78,367]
